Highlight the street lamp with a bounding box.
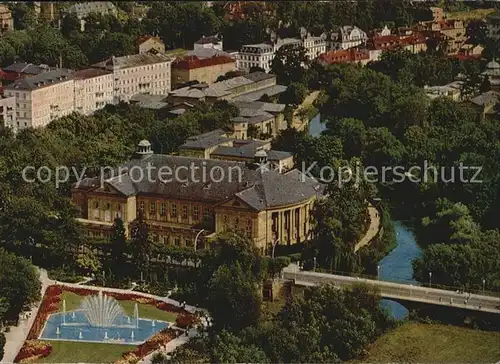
[482,278,486,295]
[194,229,205,252]
[271,238,279,259]
[313,257,317,271]
[377,265,380,280]
[429,271,432,287]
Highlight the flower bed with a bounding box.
[27,286,62,340]
[115,328,181,364]
[175,313,199,329]
[14,340,52,363]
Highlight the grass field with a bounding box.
[357,322,500,363]
[36,341,135,363]
[447,8,495,21]
[58,291,179,322]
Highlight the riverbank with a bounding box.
[292,90,321,131]
[356,322,500,363]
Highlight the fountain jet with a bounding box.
[79,291,125,328]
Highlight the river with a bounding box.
[307,113,423,319]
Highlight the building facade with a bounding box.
[238,29,326,73]
[171,55,237,88]
[330,26,368,50]
[3,69,75,129]
[64,2,117,31]
[194,35,223,51]
[73,69,114,115]
[72,141,324,254]
[92,53,172,103]
[0,96,16,130]
[0,4,14,33]
[137,36,166,55]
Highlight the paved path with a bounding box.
[284,264,500,314]
[354,205,381,252]
[1,268,52,363]
[292,90,321,131]
[1,268,207,363]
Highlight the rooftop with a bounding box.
[74,153,322,209]
[470,91,500,107]
[195,35,222,45]
[172,55,235,70]
[180,129,230,150]
[92,53,172,70]
[2,62,54,75]
[5,69,75,91]
[72,68,112,80]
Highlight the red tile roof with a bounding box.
[317,48,369,65]
[370,34,427,50]
[172,55,235,70]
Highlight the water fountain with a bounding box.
[134,303,139,329]
[40,290,170,344]
[62,300,66,325]
[79,291,125,327]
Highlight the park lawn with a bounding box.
[58,291,178,322]
[36,340,135,363]
[357,322,500,363]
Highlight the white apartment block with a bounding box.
[0,95,16,130]
[238,29,326,73]
[4,69,75,129]
[92,53,172,103]
[73,69,114,115]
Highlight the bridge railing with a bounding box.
[298,267,500,299]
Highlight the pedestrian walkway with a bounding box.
[354,205,381,252]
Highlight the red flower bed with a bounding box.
[175,313,199,329]
[117,328,181,362]
[27,285,62,340]
[63,286,97,296]
[14,340,52,363]
[155,301,185,314]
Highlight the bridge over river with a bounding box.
[283,264,500,314]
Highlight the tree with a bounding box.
[207,263,261,332]
[271,45,309,85]
[77,249,102,275]
[0,249,41,321]
[60,14,81,38]
[212,330,269,363]
[130,211,152,278]
[280,82,308,106]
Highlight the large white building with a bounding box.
[4,69,75,130]
[4,53,173,130]
[92,53,172,103]
[237,28,326,73]
[330,25,368,50]
[73,68,114,115]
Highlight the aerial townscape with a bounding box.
[0,1,500,363]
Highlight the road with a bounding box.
[284,264,500,314]
[354,205,381,252]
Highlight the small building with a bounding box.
[469,91,500,121]
[137,36,165,55]
[0,4,14,33]
[64,2,117,31]
[0,95,16,131]
[486,10,500,41]
[317,48,370,66]
[424,81,463,101]
[171,54,237,89]
[482,59,500,90]
[194,35,223,51]
[430,6,445,22]
[330,25,368,50]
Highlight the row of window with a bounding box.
[138,201,211,221]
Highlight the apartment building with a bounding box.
[238,28,326,73]
[72,140,324,253]
[92,53,172,103]
[64,2,117,31]
[0,95,16,130]
[3,69,75,129]
[73,68,114,115]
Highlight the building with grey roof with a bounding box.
[64,2,117,31]
[72,140,323,253]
